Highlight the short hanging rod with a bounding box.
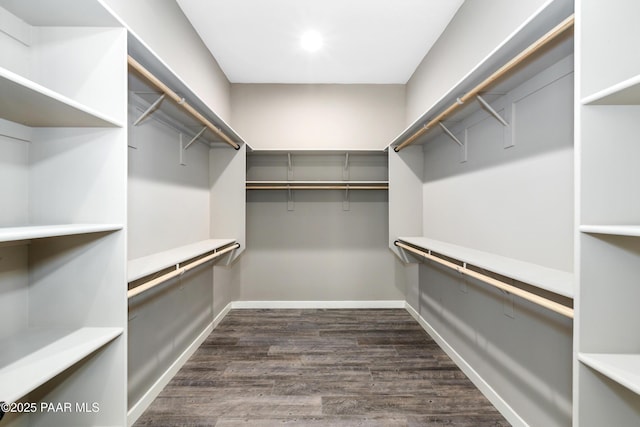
[133,93,165,126]
[394,241,573,319]
[394,14,574,152]
[127,56,240,150]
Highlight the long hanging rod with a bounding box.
[246,185,388,190]
[394,14,574,152]
[127,56,240,150]
[394,241,573,319]
[127,243,240,299]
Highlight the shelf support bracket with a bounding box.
[287,153,294,180]
[343,152,350,180]
[343,186,350,211]
[179,133,186,166]
[438,122,467,163]
[287,186,294,211]
[133,93,166,126]
[476,95,509,127]
[183,126,207,150]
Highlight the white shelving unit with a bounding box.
[397,237,574,298]
[575,0,640,425]
[0,1,128,425]
[128,239,237,282]
[247,150,388,210]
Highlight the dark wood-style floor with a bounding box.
[134,309,510,426]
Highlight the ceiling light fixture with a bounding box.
[300,30,323,52]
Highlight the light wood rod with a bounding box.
[394,14,574,152]
[127,56,240,150]
[394,241,573,319]
[128,243,240,299]
[246,185,389,190]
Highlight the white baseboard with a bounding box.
[231,300,406,309]
[213,301,233,328]
[403,302,527,427]
[127,319,215,426]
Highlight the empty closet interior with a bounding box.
[0,0,638,426]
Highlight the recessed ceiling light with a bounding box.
[300,30,323,52]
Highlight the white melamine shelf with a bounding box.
[0,224,123,243]
[582,74,640,105]
[579,353,640,395]
[580,225,640,237]
[0,327,123,403]
[246,180,389,185]
[127,239,237,282]
[0,67,122,128]
[398,237,574,298]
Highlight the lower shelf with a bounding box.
[0,327,123,403]
[579,352,640,395]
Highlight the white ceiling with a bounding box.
[176,0,464,84]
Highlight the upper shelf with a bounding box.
[127,34,247,149]
[580,225,640,238]
[388,0,574,151]
[128,239,237,282]
[397,236,574,298]
[581,74,640,105]
[0,67,123,128]
[0,224,123,244]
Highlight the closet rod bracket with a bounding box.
[133,93,166,126]
[476,95,509,127]
[438,122,468,163]
[184,126,207,150]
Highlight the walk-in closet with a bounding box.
[0,0,637,426]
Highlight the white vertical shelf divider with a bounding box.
[0,1,128,425]
[576,0,640,425]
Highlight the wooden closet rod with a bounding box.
[394,14,575,152]
[394,241,573,319]
[246,185,389,190]
[127,243,240,299]
[127,56,240,150]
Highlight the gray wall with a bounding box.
[409,55,574,426]
[127,101,239,412]
[103,0,232,121]
[405,0,550,125]
[231,84,405,150]
[232,83,406,303]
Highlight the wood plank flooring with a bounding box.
[134,309,510,426]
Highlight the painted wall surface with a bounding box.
[127,101,237,412]
[406,55,574,426]
[127,109,211,259]
[231,84,405,150]
[102,0,232,121]
[405,0,550,125]
[242,190,403,302]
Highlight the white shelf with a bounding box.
[397,236,574,298]
[579,353,640,395]
[0,327,122,403]
[0,224,123,243]
[386,0,574,149]
[246,180,389,185]
[582,74,640,105]
[580,225,640,237]
[0,67,123,128]
[128,239,237,282]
